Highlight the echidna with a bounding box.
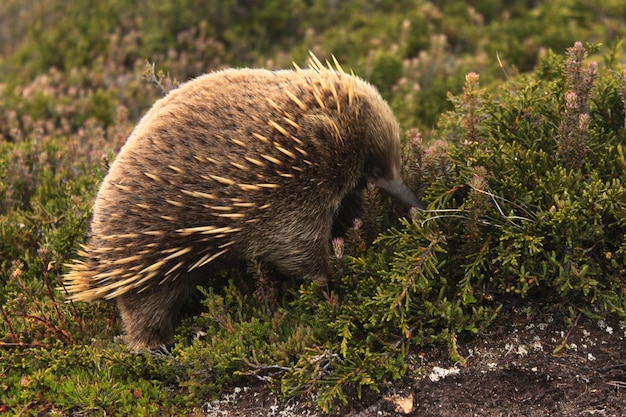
[64,53,424,350]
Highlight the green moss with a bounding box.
[0,345,185,415]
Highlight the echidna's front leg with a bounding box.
[268,233,333,285]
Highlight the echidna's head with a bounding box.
[296,53,424,211]
[356,85,424,210]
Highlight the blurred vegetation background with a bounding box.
[3,0,625,133]
[1,0,626,414]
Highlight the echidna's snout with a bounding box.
[374,177,425,210]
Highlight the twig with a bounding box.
[56,271,85,334]
[599,363,626,372]
[346,397,388,417]
[241,357,291,383]
[553,313,581,354]
[16,401,35,417]
[0,304,16,338]
[391,322,421,349]
[43,262,67,333]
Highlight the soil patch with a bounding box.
[202,305,626,416]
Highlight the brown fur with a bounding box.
[64,55,423,350]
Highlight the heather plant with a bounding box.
[427,42,626,317]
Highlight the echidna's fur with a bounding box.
[64,53,424,350]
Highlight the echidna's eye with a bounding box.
[371,166,384,179]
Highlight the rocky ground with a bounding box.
[201,302,626,416]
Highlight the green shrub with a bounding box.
[420,42,626,319]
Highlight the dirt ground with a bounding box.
[201,302,626,417]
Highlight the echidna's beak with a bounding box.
[375,177,425,210]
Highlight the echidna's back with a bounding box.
[66,66,391,298]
